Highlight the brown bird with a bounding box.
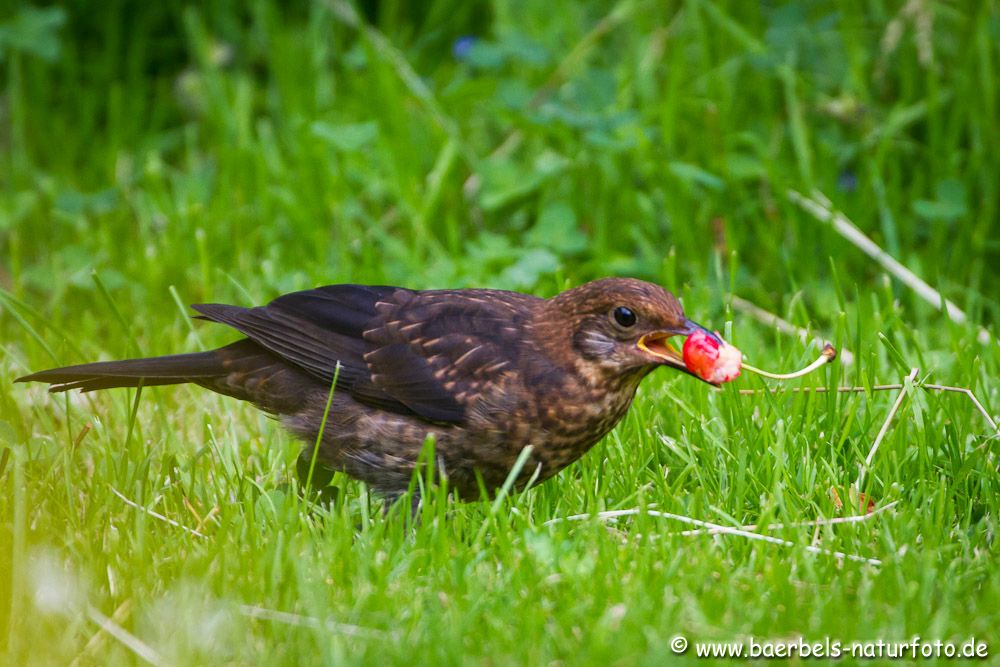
[17,278,719,504]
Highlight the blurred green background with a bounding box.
[3,0,996,320]
[2,1,998,664]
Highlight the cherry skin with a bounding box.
[683,330,742,383]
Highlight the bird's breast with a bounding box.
[515,369,646,479]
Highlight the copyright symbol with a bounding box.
[671,635,688,654]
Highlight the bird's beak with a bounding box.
[636,319,721,385]
[636,331,684,367]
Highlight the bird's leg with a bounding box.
[380,491,423,523]
[295,456,341,505]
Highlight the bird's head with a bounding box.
[543,277,720,385]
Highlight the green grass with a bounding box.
[2,0,999,663]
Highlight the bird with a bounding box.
[16,278,719,505]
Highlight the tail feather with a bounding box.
[33,376,207,393]
[15,341,256,393]
[16,339,315,414]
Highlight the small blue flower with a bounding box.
[453,35,477,60]
[837,170,858,193]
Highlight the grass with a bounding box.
[2,0,998,663]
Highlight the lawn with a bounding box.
[1,1,998,664]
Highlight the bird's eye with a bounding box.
[613,306,637,327]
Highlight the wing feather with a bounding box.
[194,285,537,424]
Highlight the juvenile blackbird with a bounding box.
[17,278,719,502]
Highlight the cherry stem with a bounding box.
[742,344,837,380]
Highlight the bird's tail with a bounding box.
[15,341,254,393]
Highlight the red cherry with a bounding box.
[682,330,741,383]
[682,329,720,381]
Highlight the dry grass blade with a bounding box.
[546,509,883,565]
[730,294,855,365]
[86,604,164,667]
[71,423,92,450]
[110,487,207,538]
[679,500,900,536]
[738,382,998,434]
[859,368,919,485]
[788,189,992,346]
[72,599,134,667]
[922,383,999,434]
[237,605,392,640]
[549,501,897,535]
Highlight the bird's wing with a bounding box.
[361,289,535,422]
[193,285,536,423]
